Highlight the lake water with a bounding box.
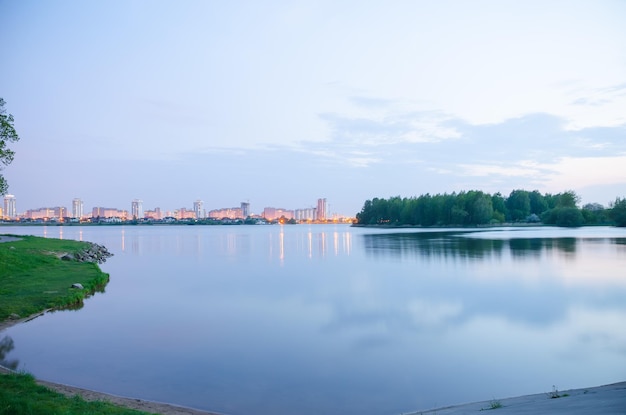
[1,224,625,415]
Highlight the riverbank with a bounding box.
[409,381,626,414]
[0,235,112,321]
[0,233,219,415]
[1,353,624,415]
[32,380,626,415]
[3,313,624,414]
[0,364,219,415]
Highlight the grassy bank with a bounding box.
[0,235,110,321]
[0,236,156,414]
[0,372,154,415]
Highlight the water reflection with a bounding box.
[363,231,506,260]
[109,226,355,260]
[357,231,626,331]
[363,232,626,263]
[0,336,19,370]
[1,225,624,415]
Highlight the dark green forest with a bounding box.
[355,190,626,227]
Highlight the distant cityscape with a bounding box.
[1,194,354,224]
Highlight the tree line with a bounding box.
[355,190,626,227]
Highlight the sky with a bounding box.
[1,0,625,217]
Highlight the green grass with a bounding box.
[0,236,156,414]
[480,398,503,411]
[0,235,110,320]
[488,399,502,409]
[0,372,155,415]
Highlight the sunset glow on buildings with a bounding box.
[1,196,352,222]
[92,207,128,220]
[262,207,294,221]
[72,198,83,219]
[3,194,16,219]
[24,206,67,220]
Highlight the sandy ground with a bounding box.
[408,382,626,414]
[32,377,222,415]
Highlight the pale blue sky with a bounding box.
[1,0,625,216]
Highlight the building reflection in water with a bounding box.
[113,226,354,260]
[132,231,141,255]
[279,227,285,262]
[225,233,236,256]
[318,231,326,257]
[263,227,352,260]
[344,232,351,256]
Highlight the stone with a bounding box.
[71,283,84,289]
[61,253,74,261]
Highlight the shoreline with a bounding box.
[3,318,626,414]
[408,381,626,414]
[3,361,625,415]
[1,315,220,415]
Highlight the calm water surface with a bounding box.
[1,225,625,415]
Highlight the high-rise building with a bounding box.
[262,207,294,221]
[131,199,143,219]
[175,208,196,220]
[24,207,67,220]
[208,207,242,219]
[241,202,250,218]
[72,198,83,219]
[295,207,317,221]
[3,194,16,218]
[92,207,128,220]
[193,200,204,219]
[144,207,162,220]
[316,198,327,221]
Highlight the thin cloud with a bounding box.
[349,96,396,109]
[319,110,460,146]
[540,155,626,193]
[456,163,544,178]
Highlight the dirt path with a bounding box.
[35,378,222,415]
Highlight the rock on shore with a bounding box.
[60,243,113,264]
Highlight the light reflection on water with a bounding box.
[1,225,625,415]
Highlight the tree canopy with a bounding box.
[355,189,621,227]
[0,98,20,195]
[609,198,626,227]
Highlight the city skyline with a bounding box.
[1,2,625,213]
[2,195,342,221]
